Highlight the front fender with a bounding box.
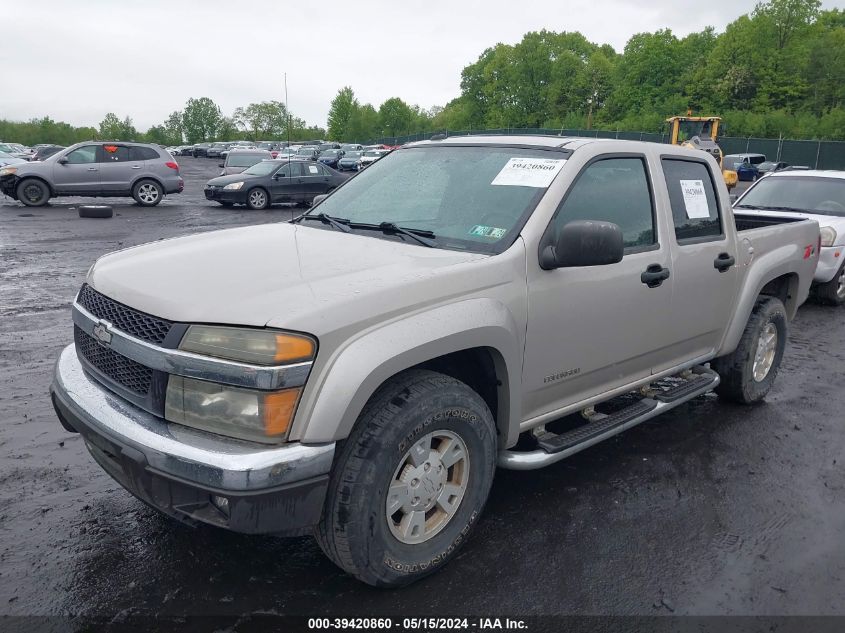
[293,298,523,448]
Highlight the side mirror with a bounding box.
[218,163,224,168]
[312,194,328,206]
[540,220,624,270]
[57,157,68,165]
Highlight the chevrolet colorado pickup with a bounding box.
[50,136,820,587]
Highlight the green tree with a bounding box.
[327,87,358,141]
[98,113,136,140]
[378,97,413,137]
[181,97,223,143]
[232,101,288,140]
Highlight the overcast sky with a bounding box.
[4,0,844,131]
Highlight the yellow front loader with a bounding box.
[666,115,738,190]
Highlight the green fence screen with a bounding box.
[367,129,845,170]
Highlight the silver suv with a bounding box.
[0,141,184,207]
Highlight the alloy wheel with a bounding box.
[385,430,470,545]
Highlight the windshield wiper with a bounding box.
[735,204,808,213]
[371,222,436,247]
[295,212,352,233]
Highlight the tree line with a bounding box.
[0,98,327,147]
[327,0,845,142]
[3,0,844,146]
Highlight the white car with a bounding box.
[734,169,845,305]
[359,149,389,168]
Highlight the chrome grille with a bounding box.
[74,326,153,396]
[77,284,172,344]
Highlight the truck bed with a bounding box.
[733,212,808,232]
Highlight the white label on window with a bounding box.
[680,179,710,219]
[308,165,319,174]
[491,158,567,188]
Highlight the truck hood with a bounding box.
[87,223,492,333]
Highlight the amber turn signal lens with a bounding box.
[274,333,315,364]
[263,388,301,436]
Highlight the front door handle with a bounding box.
[641,264,671,288]
[130,165,142,169]
[714,252,735,272]
[87,167,98,171]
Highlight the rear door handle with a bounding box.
[130,165,142,169]
[87,167,98,171]
[714,252,735,272]
[641,264,671,288]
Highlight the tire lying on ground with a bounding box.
[78,205,114,219]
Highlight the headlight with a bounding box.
[820,226,837,247]
[165,376,301,443]
[0,167,18,176]
[165,326,317,443]
[223,181,244,190]
[180,325,315,365]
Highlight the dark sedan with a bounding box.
[757,161,789,176]
[337,150,362,171]
[318,149,344,168]
[204,159,348,210]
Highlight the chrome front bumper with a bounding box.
[51,344,335,534]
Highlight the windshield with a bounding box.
[737,176,845,216]
[759,162,776,170]
[343,151,362,159]
[0,144,15,153]
[322,150,340,157]
[303,146,567,253]
[242,161,278,176]
[297,148,314,155]
[228,153,268,167]
[363,150,382,157]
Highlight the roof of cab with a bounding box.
[407,134,597,150]
[765,169,845,180]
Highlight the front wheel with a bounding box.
[132,179,163,207]
[16,178,50,206]
[816,262,845,306]
[245,187,269,210]
[315,369,497,587]
[712,296,787,404]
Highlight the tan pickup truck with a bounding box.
[51,136,820,587]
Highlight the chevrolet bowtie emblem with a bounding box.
[92,320,113,347]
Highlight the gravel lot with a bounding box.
[0,158,842,619]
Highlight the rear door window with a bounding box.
[129,146,160,160]
[661,158,723,242]
[100,145,130,162]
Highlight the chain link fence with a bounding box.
[366,128,845,170]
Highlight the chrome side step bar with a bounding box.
[498,366,720,471]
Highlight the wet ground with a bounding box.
[0,159,842,619]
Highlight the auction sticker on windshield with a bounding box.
[491,157,566,188]
[469,225,507,239]
[680,179,710,218]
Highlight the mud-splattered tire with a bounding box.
[815,262,845,306]
[315,369,497,587]
[712,297,787,404]
[78,205,113,218]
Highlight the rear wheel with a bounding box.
[816,262,845,306]
[132,179,163,207]
[245,187,269,210]
[16,178,50,206]
[315,369,497,587]
[712,297,787,404]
